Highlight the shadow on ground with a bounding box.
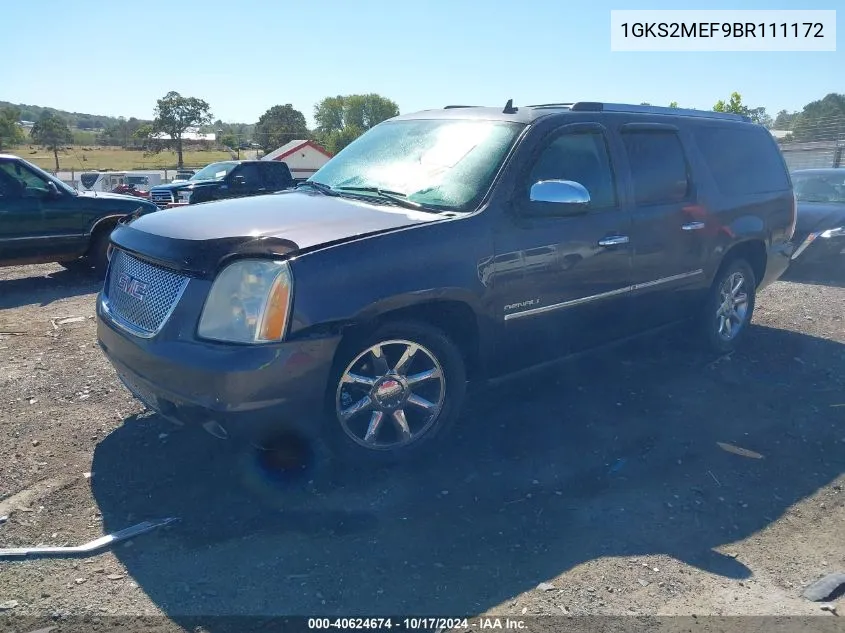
[90,325,845,622]
[0,266,103,310]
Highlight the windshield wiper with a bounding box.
[334,186,444,212]
[296,180,339,196]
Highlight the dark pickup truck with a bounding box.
[97,100,796,467]
[148,160,294,209]
[0,154,158,272]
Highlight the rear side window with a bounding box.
[260,162,293,189]
[621,130,690,205]
[234,163,263,186]
[694,126,790,196]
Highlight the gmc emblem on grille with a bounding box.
[117,272,149,301]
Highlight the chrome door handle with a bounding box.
[598,236,629,246]
[682,222,705,231]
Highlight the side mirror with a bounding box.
[232,175,246,186]
[527,180,590,215]
[529,180,590,207]
[45,181,62,198]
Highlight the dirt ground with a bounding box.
[0,261,843,632]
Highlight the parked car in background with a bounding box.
[170,169,195,184]
[96,101,795,466]
[110,183,151,199]
[148,160,294,209]
[0,155,158,272]
[789,168,845,266]
[79,171,162,195]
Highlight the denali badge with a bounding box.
[504,299,541,311]
[117,272,149,301]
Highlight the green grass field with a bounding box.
[9,145,235,172]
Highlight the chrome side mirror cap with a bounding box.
[529,180,591,205]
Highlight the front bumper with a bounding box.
[96,293,341,442]
[790,230,845,266]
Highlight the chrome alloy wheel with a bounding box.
[335,339,446,450]
[716,271,750,341]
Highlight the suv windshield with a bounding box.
[310,119,525,212]
[793,172,845,203]
[191,162,238,181]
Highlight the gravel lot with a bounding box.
[0,261,843,631]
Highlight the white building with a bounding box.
[151,127,216,142]
[262,139,332,181]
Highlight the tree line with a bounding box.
[0,91,400,169]
[2,91,843,171]
[644,92,845,141]
[0,101,119,130]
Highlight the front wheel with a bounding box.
[89,229,114,275]
[323,321,467,466]
[699,258,757,354]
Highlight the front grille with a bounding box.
[104,250,189,336]
[150,190,174,208]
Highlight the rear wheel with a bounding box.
[322,321,467,465]
[699,258,757,354]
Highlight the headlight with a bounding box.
[820,226,844,239]
[198,259,293,343]
[177,190,192,203]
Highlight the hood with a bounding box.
[76,190,157,213]
[151,179,218,192]
[77,190,152,203]
[795,201,845,235]
[109,190,445,277]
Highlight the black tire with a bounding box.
[699,257,757,355]
[89,227,114,275]
[321,320,467,466]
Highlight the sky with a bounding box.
[0,0,841,127]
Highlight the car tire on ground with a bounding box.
[89,227,114,274]
[699,257,757,355]
[321,320,467,466]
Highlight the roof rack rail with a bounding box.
[444,105,476,109]
[525,103,574,109]
[569,102,750,122]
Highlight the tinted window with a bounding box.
[80,173,99,189]
[695,126,791,196]
[233,163,263,187]
[260,162,292,189]
[0,160,50,197]
[527,131,617,209]
[0,164,23,198]
[621,130,689,205]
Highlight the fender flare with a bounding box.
[88,214,126,237]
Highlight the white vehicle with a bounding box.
[169,170,196,184]
[79,171,162,193]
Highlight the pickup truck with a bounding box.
[0,154,158,272]
[148,160,294,209]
